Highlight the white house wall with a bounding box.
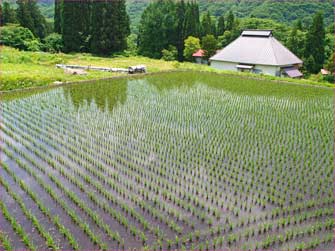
[211,61,237,71]
[255,65,280,76]
[211,60,281,77]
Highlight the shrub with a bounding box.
[0,24,41,51]
[201,34,218,60]
[323,74,334,83]
[183,36,201,61]
[42,33,63,53]
[124,34,138,56]
[161,45,178,61]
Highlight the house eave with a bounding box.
[210,59,303,67]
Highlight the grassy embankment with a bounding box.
[0,46,333,92]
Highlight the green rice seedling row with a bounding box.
[0,72,333,250]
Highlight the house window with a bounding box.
[236,64,254,72]
[253,69,263,74]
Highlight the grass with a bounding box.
[0,46,333,92]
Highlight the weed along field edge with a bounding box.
[0,71,334,251]
[1,46,333,93]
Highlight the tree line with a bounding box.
[1,0,130,55]
[138,0,332,75]
[1,0,51,38]
[138,0,238,61]
[55,0,130,54]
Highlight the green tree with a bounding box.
[201,11,215,37]
[324,33,334,65]
[162,45,178,61]
[16,0,48,39]
[294,19,303,31]
[175,0,186,61]
[90,0,130,55]
[42,33,63,53]
[125,34,138,56]
[324,54,334,73]
[54,0,63,34]
[183,36,201,61]
[2,2,17,25]
[90,0,105,54]
[0,24,40,51]
[176,1,200,61]
[27,0,48,38]
[139,0,199,60]
[323,53,334,83]
[218,31,232,48]
[226,10,235,31]
[304,11,325,73]
[238,18,288,42]
[304,55,317,74]
[108,0,130,52]
[62,0,90,52]
[217,15,225,36]
[184,1,200,38]
[16,0,34,35]
[218,16,240,48]
[138,0,177,58]
[201,34,218,60]
[286,27,306,59]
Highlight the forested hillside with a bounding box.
[127,0,334,32]
[198,0,334,25]
[10,0,332,32]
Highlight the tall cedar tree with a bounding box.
[217,15,225,36]
[139,0,177,58]
[226,10,235,31]
[295,19,303,31]
[91,0,130,55]
[90,0,106,54]
[176,0,186,61]
[16,0,34,36]
[54,0,63,34]
[16,0,47,38]
[201,11,215,37]
[2,2,17,25]
[111,0,130,52]
[201,34,217,60]
[27,0,48,38]
[181,1,200,60]
[62,0,90,52]
[286,26,305,59]
[304,11,325,73]
[139,0,200,60]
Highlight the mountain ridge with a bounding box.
[4,0,334,30]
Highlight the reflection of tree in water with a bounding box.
[64,78,128,112]
[145,71,228,92]
[1,88,50,102]
[145,72,198,92]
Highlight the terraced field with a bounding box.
[0,72,334,251]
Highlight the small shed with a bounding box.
[210,30,304,78]
[321,69,330,75]
[192,49,207,65]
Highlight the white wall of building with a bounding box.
[195,57,208,65]
[254,65,281,76]
[211,61,237,71]
[211,60,281,77]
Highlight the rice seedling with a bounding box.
[0,71,333,250]
[0,231,13,251]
